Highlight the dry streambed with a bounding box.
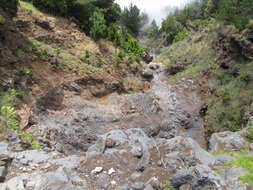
[0,62,251,190]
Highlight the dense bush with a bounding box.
[0,0,19,17]
[217,0,253,30]
[31,0,76,16]
[161,16,184,44]
[89,9,107,40]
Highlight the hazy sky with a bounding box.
[115,0,192,25]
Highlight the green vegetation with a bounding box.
[121,3,142,37]
[89,9,107,41]
[0,90,21,132]
[246,121,253,141]
[165,181,175,190]
[158,17,253,133]
[148,0,253,45]
[229,155,253,185]
[0,90,42,150]
[0,0,19,17]
[22,0,146,64]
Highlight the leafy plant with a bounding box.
[54,47,61,56]
[165,181,175,190]
[246,121,253,141]
[89,9,107,41]
[0,105,19,131]
[173,30,188,43]
[21,67,33,76]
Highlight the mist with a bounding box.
[115,0,194,26]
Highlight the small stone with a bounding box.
[131,181,145,190]
[91,167,103,175]
[141,69,153,81]
[105,138,116,148]
[111,180,117,185]
[148,177,160,190]
[157,160,162,167]
[97,174,110,189]
[108,168,116,175]
[130,172,142,182]
[0,166,7,182]
[144,184,155,190]
[131,145,143,158]
[0,161,6,166]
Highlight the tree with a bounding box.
[140,12,149,28]
[104,3,121,24]
[121,3,142,37]
[32,0,76,16]
[89,9,107,40]
[217,0,253,30]
[161,16,184,44]
[148,20,159,38]
[1,0,19,17]
[92,0,114,9]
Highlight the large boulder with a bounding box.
[209,131,247,152]
[160,136,216,172]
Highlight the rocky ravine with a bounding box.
[0,62,251,190]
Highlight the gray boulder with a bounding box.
[209,131,246,152]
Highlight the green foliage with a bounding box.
[229,155,253,185]
[161,16,184,44]
[114,50,125,65]
[81,50,92,64]
[148,20,159,39]
[246,121,253,141]
[122,37,144,57]
[31,141,43,150]
[21,67,33,76]
[104,3,121,25]
[92,0,114,9]
[121,3,142,37]
[0,0,19,17]
[217,0,253,30]
[54,47,62,56]
[173,30,188,43]
[0,105,19,130]
[89,9,107,40]
[31,0,76,16]
[0,90,21,132]
[165,181,175,190]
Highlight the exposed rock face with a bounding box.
[209,131,246,152]
[216,26,253,69]
[36,87,64,111]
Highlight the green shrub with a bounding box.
[31,0,76,16]
[114,50,125,65]
[217,0,253,30]
[122,37,144,57]
[173,30,188,43]
[246,122,253,141]
[161,16,184,45]
[81,50,92,64]
[238,72,251,84]
[0,90,21,132]
[89,9,107,41]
